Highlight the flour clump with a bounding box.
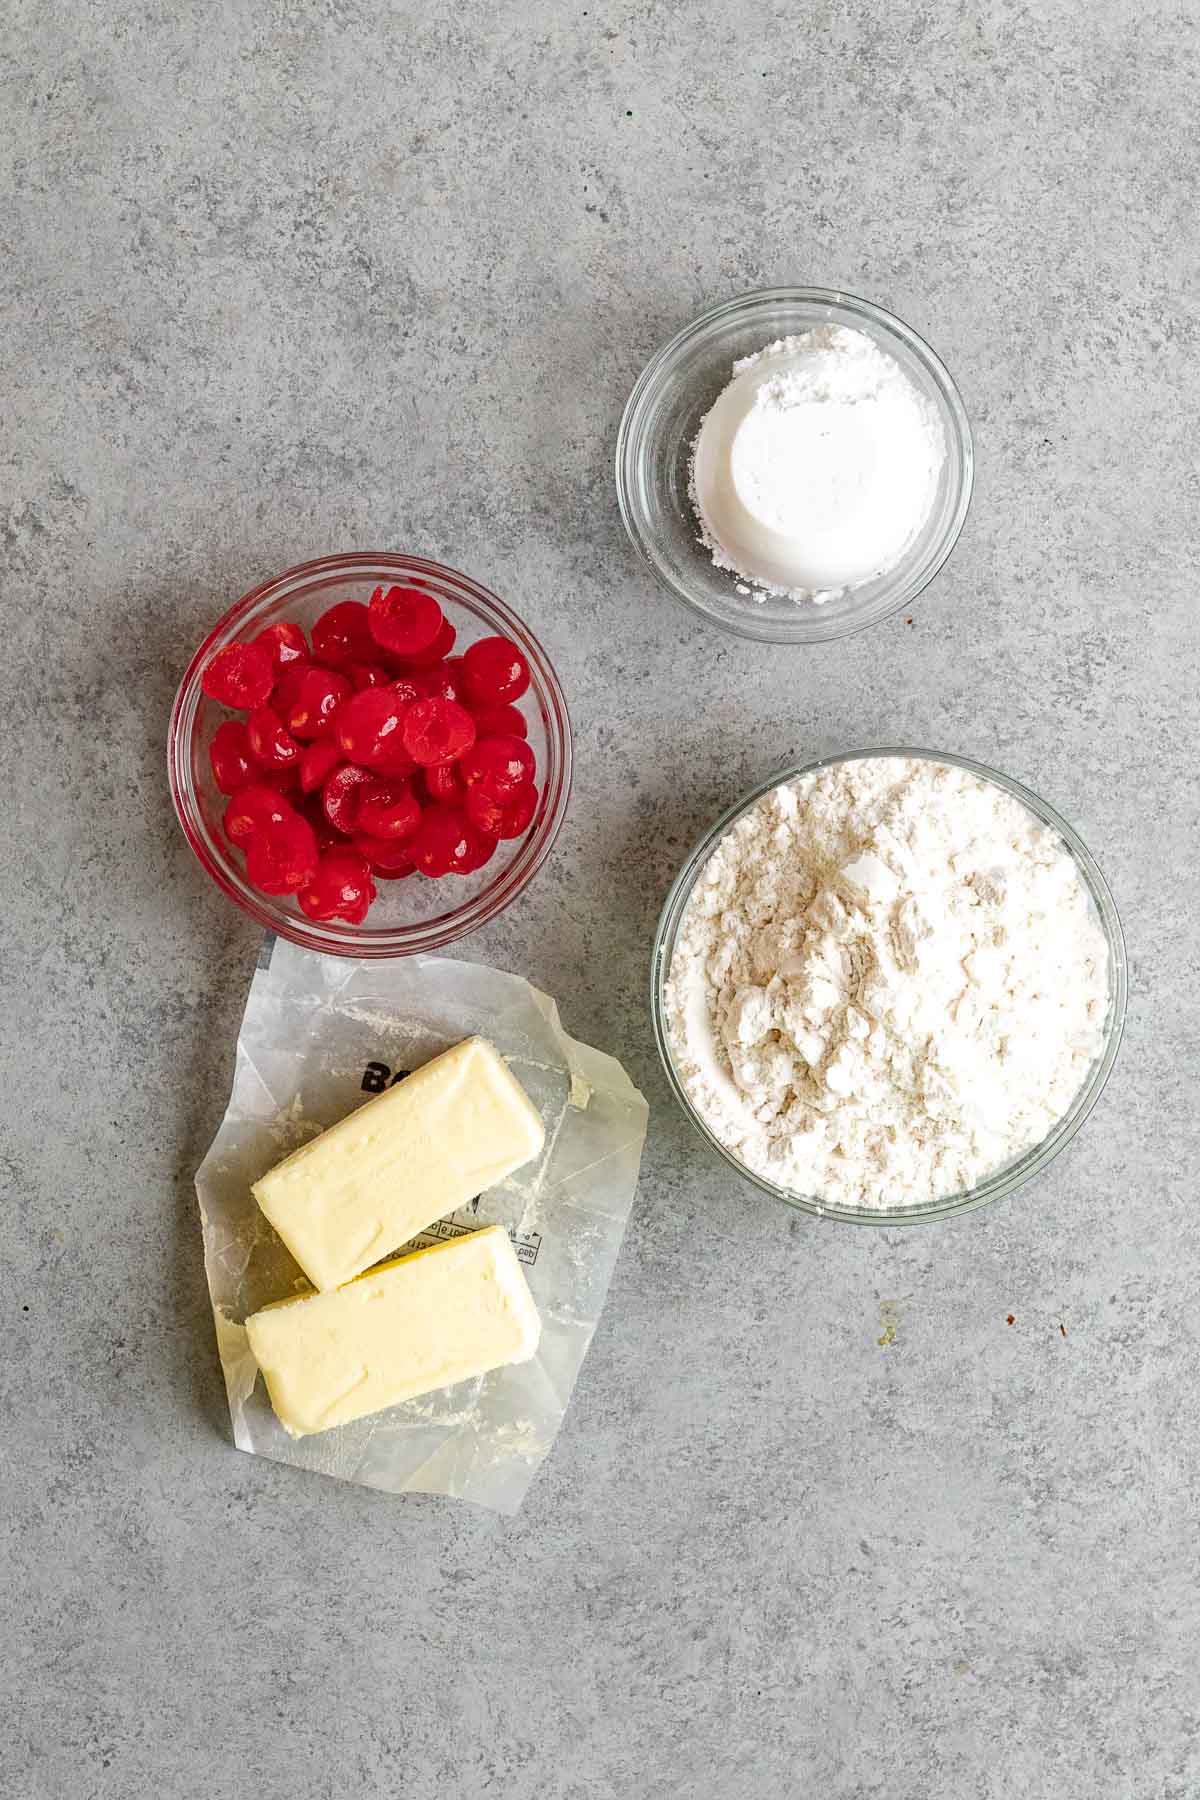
[664,757,1110,1210]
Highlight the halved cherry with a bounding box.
[401,696,476,767]
[368,584,444,657]
[299,734,343,795]
[422,760,466,804]
[466,779,538,839]
[247,704,302,768]
[335,688,409,770]
[461,635,530,705]
[202,641,274,709]
[311,600,374,668]
[409,805,473,878]
[469,702,528,740]
[254,620,308,671]
[281,666,352,740]
[245,814,319,894]
[419,809,492,874]
[452,822,498,874]
[223,783,296,847]
[210,720,257,794]
[398,616,457,666]
[345,661,393,690]
[390,675,424,709]
[351,831,418,875]
[459,733,536,800]
[322,762,374,834]
[297,848,376,922]
[355,777,421,840]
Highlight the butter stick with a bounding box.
[245,1225,542,1437]
[252,1037,544,1292]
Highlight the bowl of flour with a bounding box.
[616,289,973,643]
[653,750,1126,1224]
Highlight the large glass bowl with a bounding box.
[169,553,572,958]
[616,287,974,644]
[651,748,1127,1225]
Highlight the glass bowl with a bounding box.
[650,747,1127,1225]
[169,553,572,958]
[616,287,974,644]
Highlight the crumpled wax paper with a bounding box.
[195,938,649,1514]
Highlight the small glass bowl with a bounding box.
[169,552,572,958]
[651,747,1127,1225]
[616,287,974,643]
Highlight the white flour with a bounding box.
[689,326,945,601]
[665,758,1110,1211]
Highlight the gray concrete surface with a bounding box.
[3,2,1198,1795]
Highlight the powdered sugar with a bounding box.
[664,757,1110,1211]
[689,326,945,602]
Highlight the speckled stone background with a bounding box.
[3,3,1198,1795]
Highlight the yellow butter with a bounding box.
[251,1037,544,1292]
[245,1225,542,1436]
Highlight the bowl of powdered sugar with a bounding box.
[653,749,1126,1224]
[616,289,973,642]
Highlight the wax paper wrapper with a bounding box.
[195,937,648,1514]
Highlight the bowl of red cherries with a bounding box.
[169,553,572,956]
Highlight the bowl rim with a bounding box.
[615,285,975,645]
[650,745,1128,1226]
[169,551,573,958]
